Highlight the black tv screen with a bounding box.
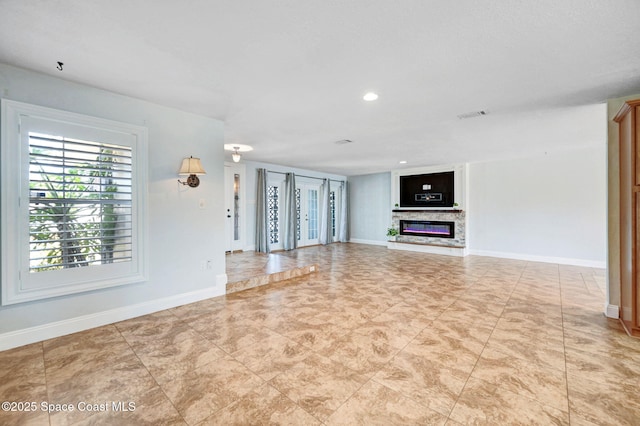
[400,171,454,207]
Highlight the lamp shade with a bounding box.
[178,156,206,175]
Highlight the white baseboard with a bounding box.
[0,286,225,352]
[605,303,619,319]
[348,238,389,247]
[468,249,606,268]
[387,241,468,257]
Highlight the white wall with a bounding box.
[0,63,226,348]
[242,161,347,250]
[346,148,606,266]
[468,146,607,267]
[349,172,391,244]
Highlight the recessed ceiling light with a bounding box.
[399,160,407,164]
[363,92,378,101]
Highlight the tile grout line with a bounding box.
[41,341,52,426]
[443,259,525,421]
[114,315,191,425]
[560,266,572,425]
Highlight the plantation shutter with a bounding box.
[28,132,133,272]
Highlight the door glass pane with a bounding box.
[295,188,301,241]
[330,191,336,237]
[233,173,240,241]
[268,185,279,244]
[308,189,318,240]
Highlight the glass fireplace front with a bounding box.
[399,220,455,239]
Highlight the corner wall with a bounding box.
[0,63,226,349]
[348,172,391,244]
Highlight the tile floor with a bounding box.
[1,243,639,425]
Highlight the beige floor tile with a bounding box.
[231,332,312,381]
[562,324,637,357]
[46,354,159,426]
[317,330,403,378]
[268,353,368,421]
[429,315,496,348]
[564,344,640,387]
[68,386,185,426]
[129,326,227,383]
[42,325,131,374]
[568,373,640,426]
[449,377,569,425]
[0,343,50,426]
[484,328,566,371]
[470,346,568,412]
[370,301,439,329]
[403,327,484,374]
[274,317,348,352]
[561,307,622,337]
[372,350,469,417]
[200,383,320,425]
[159,355,264,424]
[325,380,447,425]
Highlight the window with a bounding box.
[330,190,336,238]
[29,133,133,271]
[267,185,279,244]
[1,100,148,305]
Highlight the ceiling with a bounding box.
[1,0,639,176]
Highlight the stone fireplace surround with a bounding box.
[390,164,468,256]
[389,209,467,256]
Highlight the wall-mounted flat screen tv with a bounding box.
[399,171,454,207]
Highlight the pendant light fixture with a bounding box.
[224,144,253,163]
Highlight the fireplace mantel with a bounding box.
[392,209,463,213]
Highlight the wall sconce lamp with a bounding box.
[178,156,206,187]
[224,143,253,163]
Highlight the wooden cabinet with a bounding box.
[614,99,640,337]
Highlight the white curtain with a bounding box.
[338,181,349,242]
[255,168,270,253]
[318,178,332,245]
[282,172,298,251]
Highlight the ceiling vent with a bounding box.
[457,110,488,119]
[334,139,354,145]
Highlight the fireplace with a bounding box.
[400,220,455,239]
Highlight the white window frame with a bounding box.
[1,100,148,305]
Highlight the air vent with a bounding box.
[334,139,354,145]
[457,110,488,119]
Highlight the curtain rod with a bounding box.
[266,170,345,184]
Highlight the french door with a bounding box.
[266,179,320,250]
[297,183,320,247]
